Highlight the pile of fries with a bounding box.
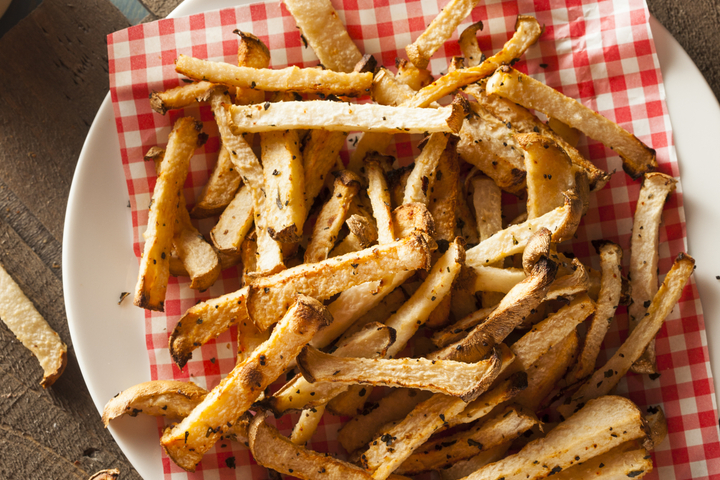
[105,1,695,478]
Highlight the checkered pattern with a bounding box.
[107,0,720,478]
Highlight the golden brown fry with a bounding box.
[249,411,374,480]
[305,171,362,263]
[395,58,434,91]
[407,16,542,108]
[392,202,436,239]
[548,443,653,480]
[449,371,528,427]
[0,262,67,387]
[290,404,326,445]
[303,130,348,208]
[459,21,484,68]
[440,443,511,480]
[372,67,415,106]
[465,192,583,268]
[134,117,205,311]
[645,406,668,449]
[471,176,502,241]
[405,0,480,69]
[365,159,396,244]
[191,145,242,218]
[547,117,581,147]
[282,0,362,73]
[347,132,395,176]
[261,127,306,243]
[517,133,579,219]
[396,406,538,475]
[457,101,526,194]
[227,100,464,134]
[176,55,372,95]
[404,133,450,204]
[558,254,695,419]
[102,380,208,425]
[545,257,590,300]
[337,389,434,454]
[161,295,331,471]
[149,81,215,115]
[297,345,501,401]
[466,396,650,480]
[432,305,496,348]
[486,66,657,179]
[210,185,254,253]
[570,241,622,382]
[239,230,258,284]
[169,287,249,368]
[248,233,431,331]
[628,172,677,374]
[428,137,460,241]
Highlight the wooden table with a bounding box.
[0,0,718,478]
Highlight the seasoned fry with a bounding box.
[471,176,502,241]
[457,96,526,194]
[0,262,67,387]
[348,132,396,175]
[210,185,254,253]
[338,389,434,454]
[407,16,542,109]
[297,346,501,401]
[517,133,579,219]
[291,404,326,445]
[331,214,379,257]
[392,202,435,238]
[545,257,589,300]
[464,192,583,268]
[515,330,578,411]
[176,55,372,95]
[430,257,557,363]
[548,443,653,480]
[464,82,610,191]
[365,159,395,244]
[268,323,396,414]
[459,21,484,67]
[134,117,205,311]
[449,371,528,427]
[191,145,242,218]
[248,233,431,331]
[558,254,694,419]
[396,406,538,475]
[372,67,415,106]
[432,305,496,348]
[161,295,331,471]
[472,267,526,293]
[303,130,348,207]
[169,287,249,368]
[211,90,285,274]
[486,66,657,179]
[227,100,464,134]
[645,406,668,449]
[570,241,622,382]
[283,0,362,72]
[428,137,460,241]
[628,172,677,373]
[305,171,361,263]
[395,58,434,91]
[360,348,503,480]
[384,238,464,357]
[403,133,450,204]
[239,230,258,283]
[455,178,480,244]
[149,81,215,115]
[547,117,580,147]
[440,443,511,480]
[405,0,481,68]
[521,227,551,275]
[249,412,374,480]
[466,396,650,480]
[102,380,208,425]
[261,127,306,243]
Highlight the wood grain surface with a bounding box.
[0,0,717,479]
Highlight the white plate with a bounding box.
[62,1,720,477]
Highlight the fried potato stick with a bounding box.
[305,171,362,263]
[249,411,374,480]
[248,233,431,331]
[227,100,464,134]
[407,16,542,109]
[268,323,396,414]
[405,0,481,69]
[464,192,583,268]
[211,90,285,274]
[134,117,205,311]
[283,0,362,73]
[176,55,371,95]
[290,404,326,445]
[396,406,538,475]
[472,267,526,293]
[486,66,657,179]
[558,254,695,419]
[297,346,501,401]
[161,295,331,471]
[0,262,67,387]
[628,172,677,374]
[465,396,650,480]
[392,202,436,238]
[403,133,450,204]
[459,21,485,68]
[570,241,622,382]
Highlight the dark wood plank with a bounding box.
[0,0,141,478]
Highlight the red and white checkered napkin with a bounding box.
[107,0,720,478]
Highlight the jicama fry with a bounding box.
[459,21,484,68]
